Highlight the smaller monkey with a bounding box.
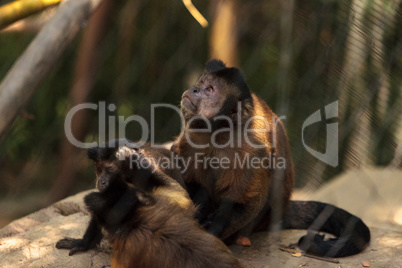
[56,140,242,268]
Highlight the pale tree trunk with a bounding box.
[370,0,400,120]
[371,0,401,168]
[112,0,142,98]
[391,106,402,167]
[0,0,104,140]
[45,0,114,204]
[1,6,57,33]
[371,0,389,121]
[209,0,238,67]
[0,0,60,30]
[390,100,402,167]
[269,0,295,238]
[277,0,294,116]
[338,0,372,169]
[341,0,401,169]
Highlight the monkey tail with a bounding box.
[282,200,371,257]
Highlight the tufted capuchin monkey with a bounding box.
[172,59,370,257]
[56,140,242,268]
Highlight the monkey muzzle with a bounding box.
[97,176,109,192]
[181,91,197,113]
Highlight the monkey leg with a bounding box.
[56,217,103,255]
[205,198,261,241]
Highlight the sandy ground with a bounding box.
[0,167,401,267]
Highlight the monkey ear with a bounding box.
[87,147,99,162]
[115,146,137,161]
[87,146,116,161]
[215,67,252,101]
[87,139,136,162]
[205,59,227,73]
[88,139,135,162]
[107,139,133,149]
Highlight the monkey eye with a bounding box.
[205,86,214,93]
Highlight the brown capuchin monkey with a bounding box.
[56,140,242,268]
[172,59,370,257]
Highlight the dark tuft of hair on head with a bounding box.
[205,59,227,73]
[88,139,134,162]
[204,59,251,101]
[87,147,99,162]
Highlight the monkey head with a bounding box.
[87,139,150,193]
[180,59,252,124]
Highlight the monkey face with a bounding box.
[87,140,138,193]
[88,141,159,193]
[89,149,129,193]
[181,74,230,119]
[93,161,120,192]
[180,60,251,123]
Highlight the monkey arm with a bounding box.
[186,182,211,222]
[56,216,103,256]
[103,187,140,226]
[56,192,105,255]
[205,198,261,240]
[204,198,234,236]
[202,167,268,239]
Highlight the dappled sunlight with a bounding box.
[57,220,84,231]
[0,237,28,251]
[393,207,402,225]
[0,213,92,266]
[377,236,402,248]
[0,227,82,266]
[30,254,58,267]
[22,244,45,260]
[0,0,400,266]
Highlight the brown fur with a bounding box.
[107,146,242,268]
[56,141,242,267]
[110,175,242,268]
[173,61,294,242]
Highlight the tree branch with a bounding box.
[0,0,104,140]
[0,0,61,30]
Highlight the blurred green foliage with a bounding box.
[0,0,400,200]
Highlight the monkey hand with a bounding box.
[199,211,216,228]
[56,237,92,256]
[205,214,229,237]
[201,219,212,229]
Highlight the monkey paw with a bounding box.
[56,237,90,256]
[200,211,216,228]
[116,146,136,160]
[236,236,251,246]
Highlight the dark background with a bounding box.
[0,0,400,227]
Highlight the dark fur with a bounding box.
[56,140,241,268]
[283,201,370,257]
[172,59,370,257]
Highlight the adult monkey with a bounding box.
[172,59,370,257]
